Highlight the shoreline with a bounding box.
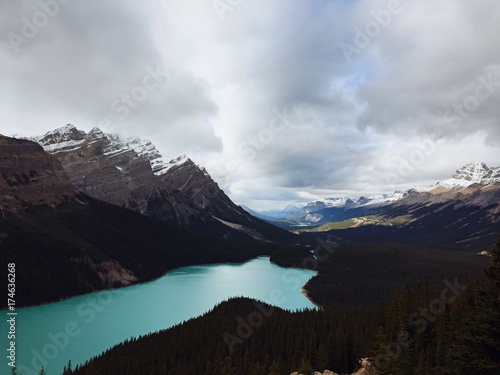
[1,254,320,310]
[301,271,324,310]
[0,255,262,310]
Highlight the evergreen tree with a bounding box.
[248,362,265,375]
[218,357,236,375]
[485,236,500,296]
[369,326,391,374]
[297,357,314,375]
[62,360,73,375]
[268,360,281,375]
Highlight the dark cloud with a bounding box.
[1,0,499,210]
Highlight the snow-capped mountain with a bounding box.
[34,125,200,177]
[31,125,293,242]
[273,162,500,250]
[436,162,500,189]
[280,162,500,225]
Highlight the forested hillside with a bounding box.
[47,239,499,375]
[0,197,297,307]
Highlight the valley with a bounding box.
[1,130,498,375]
[3,3,500,374]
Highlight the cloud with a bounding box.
[353,0,500,142]
[1,0,499,210]
[0,0,221,156]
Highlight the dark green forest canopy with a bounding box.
[63,239,499,375]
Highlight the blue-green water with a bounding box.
[2,257,316,375]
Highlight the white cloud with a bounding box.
[0,0,499,210]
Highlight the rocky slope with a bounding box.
[0,134,77,212]
[33,125,294,242]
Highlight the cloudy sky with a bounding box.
[1,0,499,211]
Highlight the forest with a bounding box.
[0,196,298,307]
[20,237,498,375]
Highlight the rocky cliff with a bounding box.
[33,125,293,242]
[0,134,77,212]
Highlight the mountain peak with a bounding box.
[452,162,489,179]
[88,127,105,136]
[54,123,77,134]
[440,162,499,189]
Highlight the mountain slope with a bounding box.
[295,163,500,250]
[0,135,287,307]
[0,135,77,212]
[33,125,294,242]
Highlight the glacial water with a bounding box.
[2,257,317,375]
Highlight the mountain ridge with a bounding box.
[0,134,298,307]
[266,162,500,222]
[31,125,294,242]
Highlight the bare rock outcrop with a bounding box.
[0,134,77,211]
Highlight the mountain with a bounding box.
[32,125,294,242]
[0,135,291,307]
[292,163,500,250]
[436,162,500,189]
[284,163,500,223]
[0,134,77,212]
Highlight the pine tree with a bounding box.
[10,367,17,375]
[445,278,500,374]
[369,326,391,374]
[62,360,73,375]
[297,357,314,375]
[248,362,265,375]
[485,236,500,296]
[268,360,281,375]
[218,357,236,375]
[39,367,46,375]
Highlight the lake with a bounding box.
[2,257,317,375]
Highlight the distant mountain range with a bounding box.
[30,125,293,242]
[260,162,500,221]
[262,162,500,250]
[258,162,500,223]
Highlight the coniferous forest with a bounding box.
[21,237,499,375]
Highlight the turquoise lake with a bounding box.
[2,257,317,375]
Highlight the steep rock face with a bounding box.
[0,135,77,211]
[33,125,292,241]
[35,125,160,209]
